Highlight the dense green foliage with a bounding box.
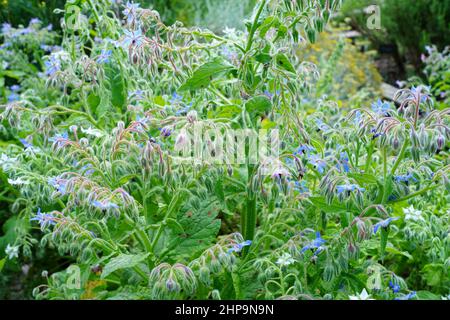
[0,0,448,300]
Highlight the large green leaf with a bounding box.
[308,196,347,213]
[103,63,127,114]
[245,96,272,116]
[274,53,296,73]
[162,201,221,260]
[101,253,149,278]
[179,58,235,91]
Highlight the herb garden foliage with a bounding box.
[0,0,449,300]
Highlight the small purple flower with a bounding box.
[371,99,391,116]
[20,27,34,35]
[389,281,400,293]
[308,154,327,174]
[10,85,20,92]
[336,183,365,194]
[394,173,417,184]
[160,127,172,137]
[48,177,67,195]
[123,1,140,24]
[371,128,385,139]
[222,46,239,62]
[352,110,362,126]
[128,89,144,101]
[30,208,57,230]
[339,152,350,173]
[122,28,144,48]
[294,145,315,156]
[228,240,252,254]
[49,132,69,148]
[170,92,183,105]
[293,180,309,194]
[44,55,61,76]
[411,86,430,103]
[271,166,290,180]
[301,232,326,255]
[175,105,191,116]
[1,23,12,35]
[394,291,416,300]
[8,92,19,102]
[96,49,112,64]
[19,138,33,149]
[29,18,41,26]
[373,217,399,234]
[81,164,94,176]
[92,200,119,211]
[315,119,331,132]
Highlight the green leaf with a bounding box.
[3,70,26,80]
[87,92,101,114]
[214,178,225,202]
[261,118,276,129]
[274,53,295,73]
[308,196,347,213]
[245,96,272,116]
[380,227,389,260]
[348,172,378,185]
[162,201,221,260]
[385,245,413,260]
[255,53,272,64]
[416,290,441,300]
[179,58,235,91]
[421,264,444,287]
[101,253,149,279]
[258,16,280,38]
[208,104,242,119]
[104,63,127,111]
[0,258,5,272]
[165,218,185,235]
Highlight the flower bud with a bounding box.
[410,129,419,147]
[437,134,445,150]
[350,242,360,259]
[79,137,89,146]
[257,272,267,284]
[199,266,211,285]
[209,257,221,274]
[356,218,369,241]
[306,27,316,43]
[165,277,179,292]
[314,17,324,33]
[187,110,198,123]
[418,124,427,147]
[174,130,189,151]
[160,126,172,137]
[392,136,400,150]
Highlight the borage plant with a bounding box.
[0,0,448,300]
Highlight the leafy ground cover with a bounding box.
[0,0,448,300]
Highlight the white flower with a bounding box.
[403,205,424,222]
[8,177,30,185]
[349,288,374,300]
[5,244,19,260]
[0,153,17,170]
[276,253,295,266]
[81,127,104,137]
